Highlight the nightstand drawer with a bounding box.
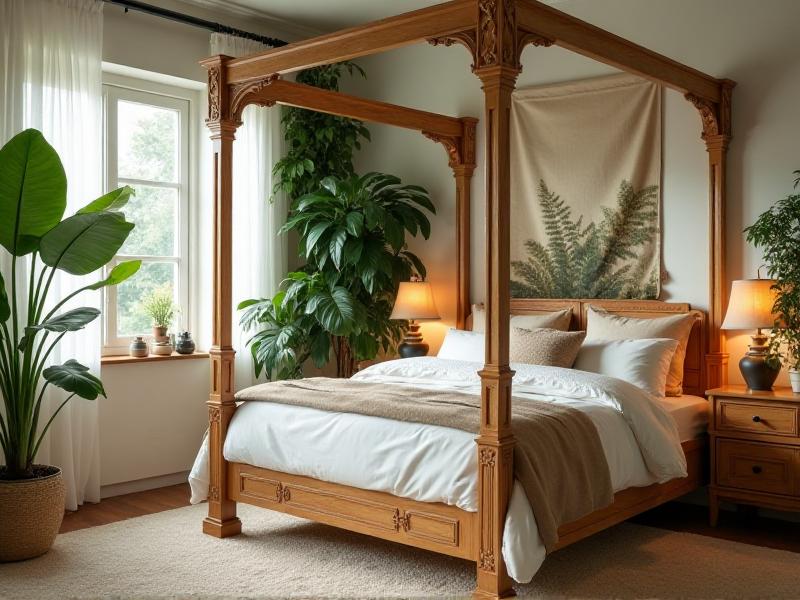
[717,400,798,437]
[716,439,797,496]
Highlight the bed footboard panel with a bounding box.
[227,462,479,560]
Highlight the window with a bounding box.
[102,81,190,353]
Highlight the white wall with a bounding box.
[346,0,800,384]
[97,0,302,495]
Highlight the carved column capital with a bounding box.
[686,79,735,143]
[474,0,522,74]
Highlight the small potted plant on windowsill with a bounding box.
[0,129,140,561]
[745,170,800,392]
[141,285,176,343]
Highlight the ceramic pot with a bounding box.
[0,466,65,562]
[129,336,148,358]
[151,341,174,356]
[790,369,800,394]
[152,326,169,343]
[175,331,195,355]
[739,353,780,391]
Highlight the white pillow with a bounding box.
[573,338,679,398]
[471,304,571,332]
[437,328,484,362]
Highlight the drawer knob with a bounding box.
[752,415,761,423]
[752,465,763,475]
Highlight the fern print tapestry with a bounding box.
[510,74,662,299]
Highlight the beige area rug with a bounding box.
[1,503,799,599]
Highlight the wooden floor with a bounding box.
[60,483,800,555]
[59,483,191,533]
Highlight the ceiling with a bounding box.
[186,0,561,35]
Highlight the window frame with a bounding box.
[101,78,191,355]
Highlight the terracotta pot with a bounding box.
[152,325,169,343]
[0,466,65,562]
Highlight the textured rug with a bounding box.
[1,502,798,599]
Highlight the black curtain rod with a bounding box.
[103,0,289,48]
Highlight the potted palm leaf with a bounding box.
[745,170,800,392]
[0,129,140,561]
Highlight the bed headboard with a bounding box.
[466,299,707,398]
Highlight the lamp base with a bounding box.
[398,321,429,358]
[740,332,780,391]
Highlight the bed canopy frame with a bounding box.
[200,1,734,597]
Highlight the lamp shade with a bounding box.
[390,281,440,321]
[721,279,778,330]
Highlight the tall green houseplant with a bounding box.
[0,129,140,480]
[745,170,800,376]
[272,62,370,200]
[240,173,434,379]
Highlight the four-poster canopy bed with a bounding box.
[198,1,735,597]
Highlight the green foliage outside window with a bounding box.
[510,179,660,300]
[115,102,181,337]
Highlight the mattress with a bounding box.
[661,394,709,442]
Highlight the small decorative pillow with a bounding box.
[437,328,484,362]
[585,307,695,396]
[471,304,572,333]
[509,327,586,368]
[573,338,679,398]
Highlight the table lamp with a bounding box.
[721,278,779,390]
[390,278,440,358]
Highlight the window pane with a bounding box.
[116,261,178,337]
[117,100,179,183]
[119,185,177,256]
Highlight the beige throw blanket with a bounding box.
[235,377,613,551]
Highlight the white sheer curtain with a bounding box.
[209,34,287,390]
[1,0,104,509]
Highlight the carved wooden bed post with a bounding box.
[473,1,519,597]
[200,55,242,538]
[424,117,478,329]
[686,79,735,389]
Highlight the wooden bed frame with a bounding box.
[199,2,733,597]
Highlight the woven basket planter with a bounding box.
[0,467,65,562]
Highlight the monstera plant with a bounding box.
[0,129,140,562]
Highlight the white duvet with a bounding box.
[189,357,687,583]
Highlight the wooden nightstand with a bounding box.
[707,385,800,526]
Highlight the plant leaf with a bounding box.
[39,212,135,275]
[43,359,106,400]
[0,129,67,255]
[88,260,142,290]
[0,271,9,323]
[77,186,135,214]
[30,307,100,333]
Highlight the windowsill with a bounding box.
[101,352,209,366]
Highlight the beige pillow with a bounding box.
[509,327,586,368]
[471,304,572,333]
[585,306,695,396]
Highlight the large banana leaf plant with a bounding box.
[240,172,434,379]
[0,129,141,480]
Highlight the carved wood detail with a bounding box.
[422,131,461,168]
[428,30,478,69]
[230,73,280,123]
[208,66,221,122]
[477,0,499,68]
